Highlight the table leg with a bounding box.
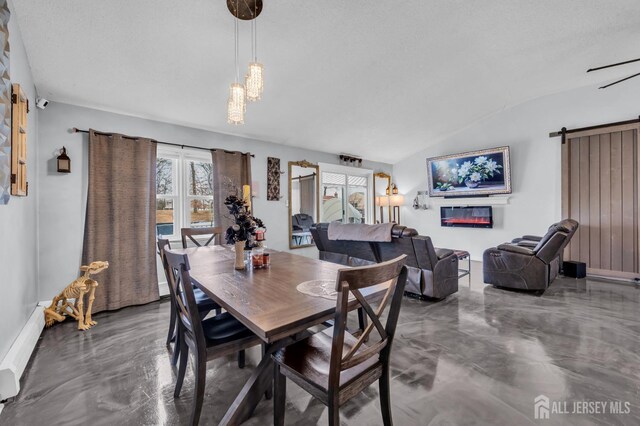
[219,347,274,426]
[219,332,312,426]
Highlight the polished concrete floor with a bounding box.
[2,262,640,425]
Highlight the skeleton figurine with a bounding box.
[44,261,109,331]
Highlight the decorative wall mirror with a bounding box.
[289,160,319,249]
[373,172,391,223]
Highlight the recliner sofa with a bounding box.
[311,223,459,299]
[483,219,579,290]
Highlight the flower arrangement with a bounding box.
[451,155,502,188]
[223,193,265,248]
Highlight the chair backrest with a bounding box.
[328,255,408,390]
[293,214,314,231]
[535,231,570,264]
[163,248,207,349]
[181,226,224,248]
[376,225,420,268]
[411,235,439,271]
[157,238,172,283]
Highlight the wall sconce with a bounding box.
[391,183,399,195]
[413,190,429,210]
[389,194,404,224]
[57,147,71,173]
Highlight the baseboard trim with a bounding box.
[158,281,169,297]
[0,303,45,401]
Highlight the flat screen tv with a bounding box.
[427,146,512,197]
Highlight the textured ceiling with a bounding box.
[11,0,640,163]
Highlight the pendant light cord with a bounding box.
[234,0,239,82]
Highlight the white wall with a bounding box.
[393,79,640,260]
[37,102,392,300]
[0,0,39,361]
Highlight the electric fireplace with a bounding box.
[440,206,493,228]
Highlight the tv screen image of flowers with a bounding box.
[426,146,511,197]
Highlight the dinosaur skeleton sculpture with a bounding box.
[44,261,109,331]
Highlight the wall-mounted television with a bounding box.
[427,146,512,197]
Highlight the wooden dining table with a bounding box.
[172,245,388,426]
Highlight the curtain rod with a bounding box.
[72,128,254,157]
[549,116,640,141]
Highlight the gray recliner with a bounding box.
[483,221,577,290]
[510,219,579,271]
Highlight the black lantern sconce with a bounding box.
[57,147,71,173]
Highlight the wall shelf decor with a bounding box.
[11,83,28,196]
[267,156,282,200]
[0,0,10,205]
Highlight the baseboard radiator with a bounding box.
[0,304,45,403]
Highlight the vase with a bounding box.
[464,179,480,189]
[234,241,246,270]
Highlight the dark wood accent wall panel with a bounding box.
[563,126,639,279]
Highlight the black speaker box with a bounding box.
[563,261,586,278]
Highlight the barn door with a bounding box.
[562,124,640,281]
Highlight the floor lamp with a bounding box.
[375,196,390,223]
[389,194,404,224]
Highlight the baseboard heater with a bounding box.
[0,304,46,403]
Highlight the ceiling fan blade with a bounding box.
[599,72,640,89]
[587,57,640,73]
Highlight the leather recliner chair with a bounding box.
[483,223,576,290]
[311,223,459,299]
[510,219,579,272]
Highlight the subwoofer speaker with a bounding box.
[563,261,586,278]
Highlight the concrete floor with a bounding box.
[2,262,639,425]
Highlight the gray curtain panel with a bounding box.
[82,130,159,313]
[299,174,315,220]
[211,149,252,236]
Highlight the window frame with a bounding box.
[156,146,214,242]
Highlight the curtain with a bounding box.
[82,130,159,313]
[299,174,315,220]
[211,150,252,237]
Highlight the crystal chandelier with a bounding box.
[227,0,245,125]
[227,83,246,125]
[245,20,264,102]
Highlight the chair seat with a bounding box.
[273,327,380,393]
[194,287,219,312]
[201,312,254,345]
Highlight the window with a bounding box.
[320,166,372,224]
[156,148,214,240]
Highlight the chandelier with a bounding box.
[226,0,264,125]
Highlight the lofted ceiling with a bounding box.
[11,0,640,163]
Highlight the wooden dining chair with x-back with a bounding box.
[163,248,263,426]
[272,254,408,426]
[181,226,224,248]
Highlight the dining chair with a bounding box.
[181,226,224,248]
[272,255,408,426]
[157,239,225,366]
[164,248,263,426]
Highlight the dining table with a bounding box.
[172,245,389,426]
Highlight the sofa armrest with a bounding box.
[497,243,535,256]
[435,248,454,260]
[521,235,542,242]
[516,240,538,248]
